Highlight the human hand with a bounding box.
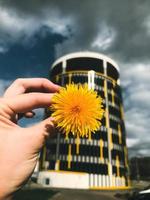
[0,78,59,200]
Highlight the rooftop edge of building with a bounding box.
[51,51,120,72]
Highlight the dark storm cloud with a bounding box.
[0,29,64,79]
[128,140,150,158]
[1,0,150,61]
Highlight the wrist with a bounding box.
[0,184,13,200]
[0,192,12,200]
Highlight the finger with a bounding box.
[4,92,54,115]
[24,111,35,118]
[4,78,60,97]
[26,117,55,150]
[18,111,35,119]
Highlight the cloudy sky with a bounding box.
[0,0,149,158]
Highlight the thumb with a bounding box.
[26,117,55,151]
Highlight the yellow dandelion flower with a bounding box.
[51,84,104,138]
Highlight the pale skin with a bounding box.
[0,78,60,200]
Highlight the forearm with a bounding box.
[0,174,15,200]
[0,195,12,200]
[0,188,13,200]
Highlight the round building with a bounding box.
[38,52,130,189]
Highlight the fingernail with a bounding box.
[50,117,57,126]
[54,84,61,90]
[45,124,54,133]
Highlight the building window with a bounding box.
[95,77,104,87]
[66,57,104,73]
[50,63,62,77]
[107,62,119,81]
[45,178,50,185]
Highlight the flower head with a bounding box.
[51,84,104,138]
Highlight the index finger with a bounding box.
[4,78,60,97]
[3,92,54,115]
